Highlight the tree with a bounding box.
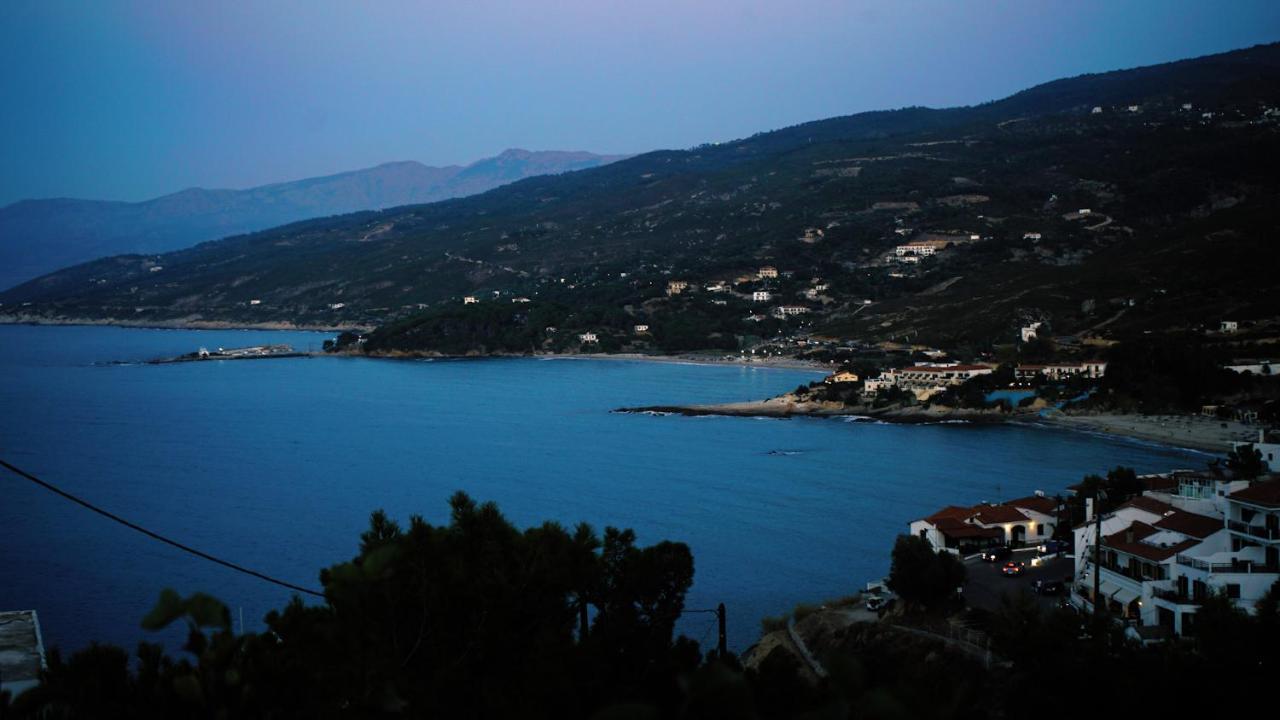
[1227,444,1265,479]
[885,535,966,612]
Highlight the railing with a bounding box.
[1092,559,1166,582]
[1150,586,1203,605]
[1227,520,1280,541]
[1175,554,1280,574]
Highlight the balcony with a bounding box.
[1227,520,1280,542]
[1150,586,1203,606]
[1175,554,1280,574]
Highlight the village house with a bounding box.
[772,305,810,318]
[511,296,531,303]
[463,295,479,304]
[633,324,650,334]
[825,370,859,384]
[757,266,779,279]
[1014,361,1108,381]
[800,228,824,244]
[1023,232,1043,241]
[1220,320,1239,333]
[911,493,1060,555]
[666,280,689,296]
[705,281,728,293]
[752,291,772,303]
[1020,322,1042,343]
[578,332,598,344]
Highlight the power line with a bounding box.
[0,456,324,598]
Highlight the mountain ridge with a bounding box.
[0,149,627,290]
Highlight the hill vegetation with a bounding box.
[3,44,1279,357]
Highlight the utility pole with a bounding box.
[1093,490,1107,622]
[717,603,727,659]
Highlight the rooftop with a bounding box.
[1103,521,1201,562]
[0,610,46,697]
[1228,479,1280,508]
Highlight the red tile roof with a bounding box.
[1006,495,1057,515]
[1118,495,1175,516]
[1103,521,1201,562]
[1153,510,1223,539]
[899,364,992,374]
[933,517,1003,540]
[971,505,1030,525]
[924,505,976,523]
[1228,480,1280,508]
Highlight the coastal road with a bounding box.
[962,550,1074,614]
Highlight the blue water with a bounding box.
[0,325,1207,654]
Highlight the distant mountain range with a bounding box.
[0,149,626,289]
[4,44,1279,351]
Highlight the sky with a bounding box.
[2,0,1278,206]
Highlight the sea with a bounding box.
[0,324,1207,653]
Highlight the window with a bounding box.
[1036,523,1046,536]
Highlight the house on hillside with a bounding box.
[1015,361,1107,381]
[752,291,772,303]
[825,371,859,384]
[757,266,779,279]
[911,493,1060,554]
[633,324,650,334]
[463,296,478,304]
[578,332,598,344]
[666,280,689,296]
[772,305,809,318]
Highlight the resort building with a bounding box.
[894,239,949,257]
[757,266,779,279]
[463,296,479,304]
[1015,361,1107,381]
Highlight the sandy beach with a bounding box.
[1036,413,1258,455]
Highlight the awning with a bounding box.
[1110,585,1140,605]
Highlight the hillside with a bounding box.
[0,150,624,290]
[3,44,1279,352]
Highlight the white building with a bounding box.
[1234,430,1280,472]
[890,363,994,399]
[1015,361,1107,381]
[911,493,1059,555]
[1023,232,1042,241]
[772,305,810,318]
[752,291,772,303]
[633,324,650,334]
[758,266,779,279]
[1072,472,1280,637]
[1220,320,1239,333]
[0,610,46,700]
[667,280,689,296]
[463,296,479,305]
[894,241,944,257]
[511,297,531,303]
[1020,322,1042,343]
[578,332,598,344]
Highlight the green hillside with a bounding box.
[4,43,1279,354]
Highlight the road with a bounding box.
[962,549,1074,614]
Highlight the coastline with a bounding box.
[619,396,1241,457]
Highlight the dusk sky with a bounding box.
[2,1,1277,206]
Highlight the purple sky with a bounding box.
[2,1,1278,205]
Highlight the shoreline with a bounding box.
[619,398,1240,456]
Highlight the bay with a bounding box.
[0,325,1206,653]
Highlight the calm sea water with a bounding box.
[0,325,1206,653]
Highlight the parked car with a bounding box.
[1038,540,1069,555]
[981,546,1012,562]
[865,594,890,612]
[1002,561,1026,577]
[1033,579,1065,595]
